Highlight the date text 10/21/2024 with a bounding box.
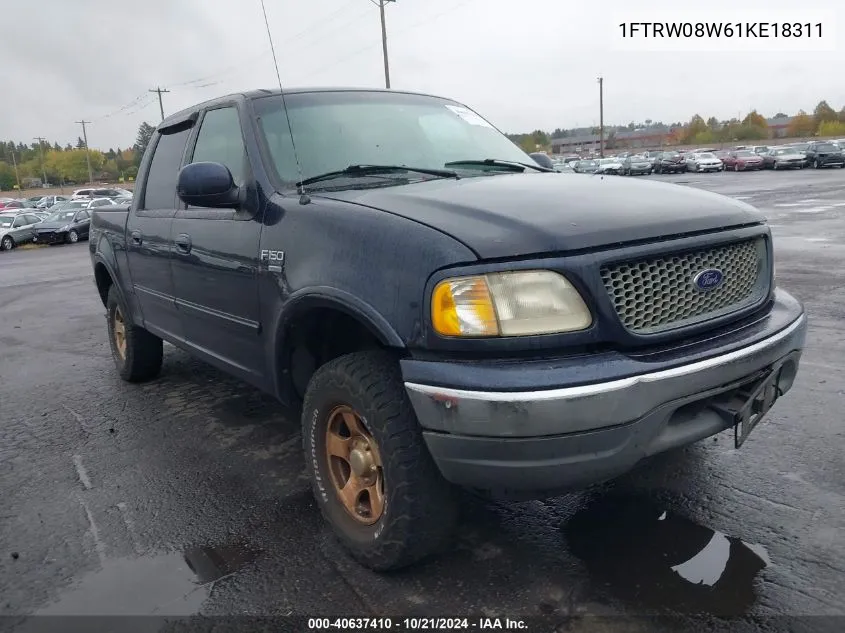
[307,618,528,630]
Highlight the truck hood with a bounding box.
[318,172,764,259]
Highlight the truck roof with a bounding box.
[158,87,450,130]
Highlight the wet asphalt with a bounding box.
[1,168,844,632]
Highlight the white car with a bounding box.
[596,157,624,175]
[686,152,724,173]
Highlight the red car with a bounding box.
[721,150,764,171]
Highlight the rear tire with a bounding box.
[302,351,458,571]
[106,285,163,382]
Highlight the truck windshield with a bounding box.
[253,91,533,187]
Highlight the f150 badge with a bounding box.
[260,250,285,272]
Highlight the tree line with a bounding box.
[507,100,845,153]
[0,121,156,191]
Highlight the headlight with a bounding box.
[431,270,592,337]
[59,225,70,232]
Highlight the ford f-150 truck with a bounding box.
[90,88,807,571]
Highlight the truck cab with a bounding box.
[90,88,806,571]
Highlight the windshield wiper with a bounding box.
[296,164,459,189]
[444,158,553,172]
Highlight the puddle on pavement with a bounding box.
[563,494,769,615]
[35,543,259,616]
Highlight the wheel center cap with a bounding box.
[349,448,373,477]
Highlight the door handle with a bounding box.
[130,230,142,245]
[175,233,192,253]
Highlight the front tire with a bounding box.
[302,351,458,571]
[67,230,79,244]
[1,236,13,251]
[106,285,163,382]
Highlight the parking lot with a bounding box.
[1,169,843,631]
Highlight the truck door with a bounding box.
[170,104,265,385]
[126,125,192,340]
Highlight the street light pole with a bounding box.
[10,151,21,190]
[33,137,48,186]
[76,120,94,184]
[598,77,604,158]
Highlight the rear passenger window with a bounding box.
[190,107,246,184]
[142,127,191,210]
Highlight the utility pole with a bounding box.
[597,77,604,158]
[10,150,21,190]
[33,137,48,186]
[373,0,396,89]
[76,120,94,184]
[149,86,170,121]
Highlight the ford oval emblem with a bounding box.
[693,268,724,291]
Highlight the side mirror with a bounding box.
[177,162,241,208]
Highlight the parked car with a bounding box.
[721,150,764,172]
[751,146,770,155]
[596,157,624,175]
[0,211,43,251]
[762,147,806,170]
[686,152,724,172]
[33,199,115,244]
[620,155,652,176]
[641,150,664,169]
[804,142,845,169]
[553,162,575,174]
[36,195,70,209]
[692,147,717,154]
[652,151,687,174]
[0,199,37,210]
[573,159,599,174]
[89,87,806,572]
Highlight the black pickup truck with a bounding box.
[90,88,807,571]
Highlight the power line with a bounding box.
[164,0,365,91]
[90,92,149,122]
[304,0,475,81]
[149,87,171,121]
[76,120,94,184]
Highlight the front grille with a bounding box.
[600,237,768,334]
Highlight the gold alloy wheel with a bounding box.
[325,405,385,525]
[113,306,127,360]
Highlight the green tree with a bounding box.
[0,161,17,190]
[787,111,815,137]
[818,121,845,137]
[838,107,845,123]
[683,115,708,143]
[133,122,156,165]
[813,101,837,129]
[742,110,767,129]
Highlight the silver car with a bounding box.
[686,152,724,173]
[0,211,43,251]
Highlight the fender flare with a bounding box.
[273,286,405,349]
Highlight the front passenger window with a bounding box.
[190,107,246,184]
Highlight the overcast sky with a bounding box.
[3,0,843,149]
